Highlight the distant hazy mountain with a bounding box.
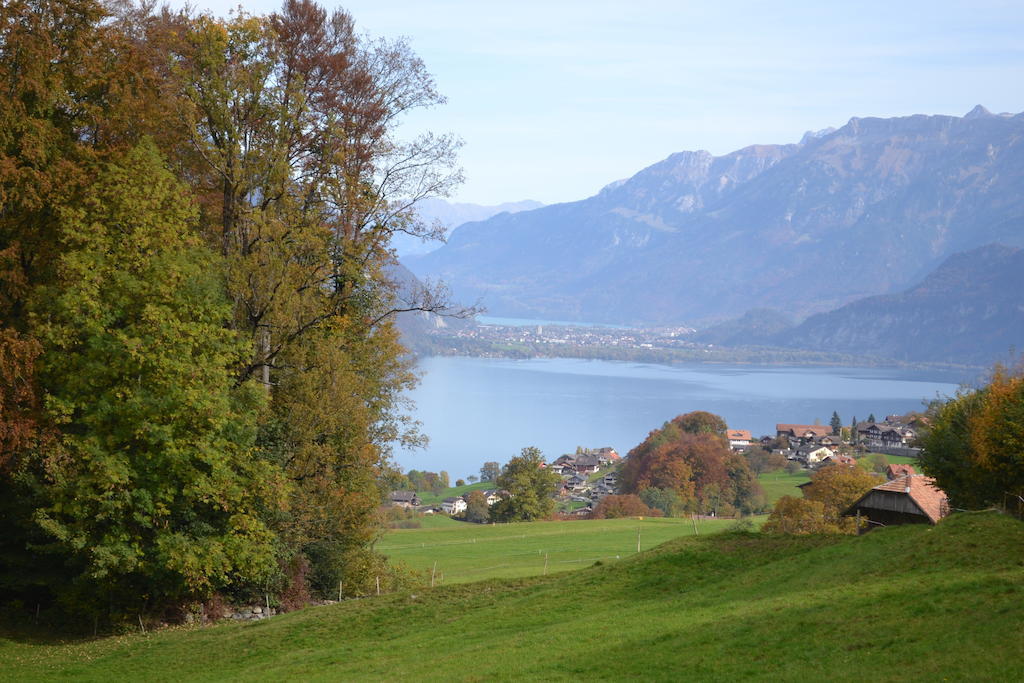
[781,244,1024,365]
[692,309,796,347]
[391,198,543,258]
[408,106,1024,325]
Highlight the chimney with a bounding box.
[904,474,912,494]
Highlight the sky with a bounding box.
[167,1,1024,205]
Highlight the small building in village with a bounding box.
[441,497,467,515]
[776,424,832,445]
[844,474,949,528]
[727,429,753,450]
[389,491,421,508]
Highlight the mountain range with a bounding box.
[407,106,1024,327]
[391,198,543,258]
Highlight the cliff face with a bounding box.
[409,107,1024,326]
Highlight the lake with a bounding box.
[393,356,968,480]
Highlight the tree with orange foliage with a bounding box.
[920,364,1024,513]
[620,411,764,515]
[591,495,661,519]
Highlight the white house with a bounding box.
[441,497,467,515]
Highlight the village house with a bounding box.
[857,421,918,450]
[793,444,835,466]
[814,434,843,448]
[776,424,832,445]
[441,497,467,515]
[844,474,949,528]
[389,491,421,508]
[591,447,620,465]
[480,490,503,507]
[818,452,857,467]
[727,429,753,450]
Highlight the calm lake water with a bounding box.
[393,356,968,480]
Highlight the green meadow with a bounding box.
[380,515,742,584]
[4,512,1022,681]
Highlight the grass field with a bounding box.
[4,512,1021,680]
[380,515,742,584]
[757,469,809,503]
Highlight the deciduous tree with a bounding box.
[490,448,561,522]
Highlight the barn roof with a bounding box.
[885,463,917,479]
[845,474,948,524]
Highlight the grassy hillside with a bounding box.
[4,512,1022,680]
[381,516,740,584]
[415,481,494,506]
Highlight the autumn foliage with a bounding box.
[763,464,878,534]
[0,0,462,623]
[591,495,662,519]
[620,411,765,515]
[919,364,1024,514]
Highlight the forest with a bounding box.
[0,0,464,626]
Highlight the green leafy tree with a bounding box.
[919,366,1024,512]
[479,461,500,483]
[29,142,285,611]
[490,448,561,522]
[639,487,689,517]
[801,464,879,525]
[830,411,842,436]
[464,490,489,523]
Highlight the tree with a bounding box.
[480,461,500,483]
[455,479,465,487]
[0,0,467,619]
[489,448,561,522]
[28,142,285,611]
[801,464,879,525]
[744,447,787,475]
[639,487,688,517]
[918,366,1024,513]
[762,497,838,534]
[619,411,763,516]
[591,495,661,519]
[830,411,842,436]
[850,415,858,444]
[467,475,478,484]
[464,490,489,524]
[867,414,876,423]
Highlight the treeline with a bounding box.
[0,0,462,626]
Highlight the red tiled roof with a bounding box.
[727,430,752,441]
[865,474,948,523]
[885,463,916,479]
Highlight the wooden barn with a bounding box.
[844,474,949,529]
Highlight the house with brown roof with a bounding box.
[819,452,857,468]
[727,429,752,450]
[843,474,949,528]
[776,424,832,445]
[389,491,421,508]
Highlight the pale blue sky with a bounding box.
[169,1,1024,204]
